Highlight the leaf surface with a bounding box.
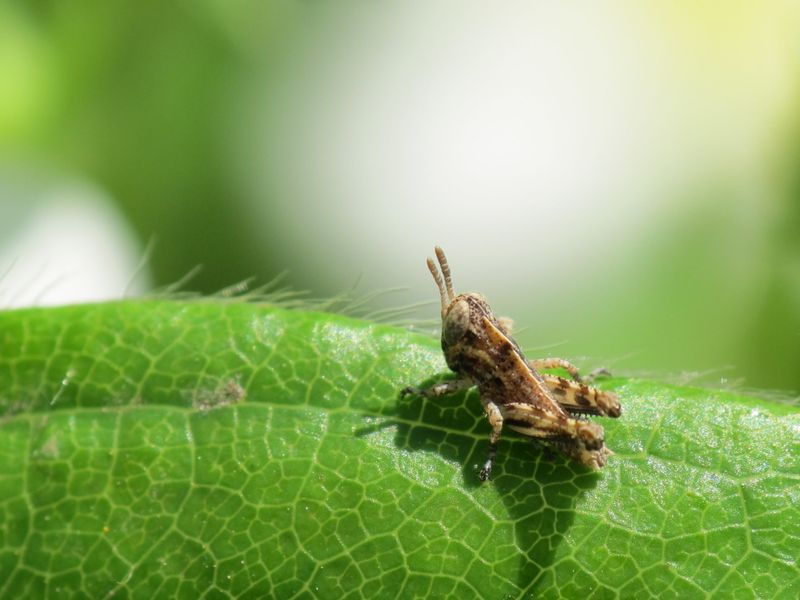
[0,301,798,598]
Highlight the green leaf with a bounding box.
[0,300,798,599]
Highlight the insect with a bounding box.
[402,247,621,480]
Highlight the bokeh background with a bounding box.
[1,2,798,392]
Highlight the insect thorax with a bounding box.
[441,293,522,387]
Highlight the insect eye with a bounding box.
[443,299,470,345]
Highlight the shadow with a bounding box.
[360,375,601,595]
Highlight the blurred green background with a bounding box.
[0,1,798,392]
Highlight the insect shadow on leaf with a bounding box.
[351,377,603,594]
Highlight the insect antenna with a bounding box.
[426,257,449,318]
[434,246,455,300]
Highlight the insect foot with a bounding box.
[404,246,622,480]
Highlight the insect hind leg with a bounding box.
[541,374,621,418]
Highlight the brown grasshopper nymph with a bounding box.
[402,246,621,481]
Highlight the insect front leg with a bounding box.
[401,376,473,399]
[479,396,504,481]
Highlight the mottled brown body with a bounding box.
[403,247,621,480]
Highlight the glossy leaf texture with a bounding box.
[0,301,798,599]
